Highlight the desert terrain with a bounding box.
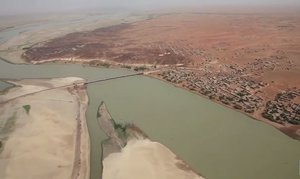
[0,12,148,64]
[21,11,300,139]
[0,77,90,179]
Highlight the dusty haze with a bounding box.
[1,0,300,15]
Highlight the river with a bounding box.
[1,58,300,179]
[0,22,300,179]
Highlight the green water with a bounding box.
[88,76,300,179]
[0,81,13,91]
[0,59,299,179]
[0,59,133,179]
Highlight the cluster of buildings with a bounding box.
[243,56,294,76]
[262,90,300,125]
[159,68,265,114]
[155,51,300,126]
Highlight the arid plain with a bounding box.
[22,11,300,139]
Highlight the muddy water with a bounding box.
[1,59,299,179]
[0,59,133,179]
[88,75,300,179]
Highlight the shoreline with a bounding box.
[98,102,205,179]
[7,12,300,140]
[1,53,299,140]
[145,73,300,140]
[0,10,299,179]
[1,9,299,139]
[69,81,90,179]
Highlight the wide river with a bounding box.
[1,59,300,179]
[0,21,300,179]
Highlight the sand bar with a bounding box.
[0,77,90,179]
[103,139,204,179]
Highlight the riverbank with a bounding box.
[103,139,204,179]
[11,55,300,141]
[0,77,90,179]
[0,57,299,179]
[147,73,300,140]
[16,10,300,140]
[97,102,205,179]
[1,10,300,179]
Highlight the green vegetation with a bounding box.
[0,140,3,153]
[288,120,300,125]
[23,105,31,114]
[97,102,104,118]
[114,122,127,133]
[113,122,129,141]
[97,111,101,118]
[88,61,111,68]
[100,62,111,68]
[121,65,132,69]
[133,66,147,71]
[0,114,16,135]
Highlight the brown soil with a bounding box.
[23,12,300,87]
[279,125,300,140]
[23,12,300,67]
[22,11,300,139]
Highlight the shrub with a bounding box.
[134,66,147,71]
[23,105,31,114]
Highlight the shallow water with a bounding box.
[0,81,13,91]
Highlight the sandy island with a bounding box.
[0,77,90,179]
[103,139,204,179]
[98,102,205,179]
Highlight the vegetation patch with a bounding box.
[134,66,148,71]
[23,105,31,114]
[0,113,16,135]
[113,122,129,141]
[0,140,3,153]
[97,111,101,118]
[121,65,132,69]
[100,62,111,68]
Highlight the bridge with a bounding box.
[84,72,144,85]
[0,72,145,104]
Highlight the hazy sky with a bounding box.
[1,0,300,15]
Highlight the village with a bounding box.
[157,58,299,125]
[159,68,265,114]
[263,90,300,125]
